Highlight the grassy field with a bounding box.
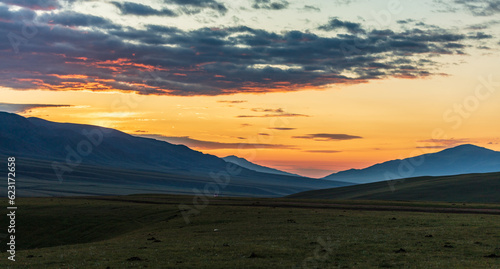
[289,172,500,203]
[1,195,500,268]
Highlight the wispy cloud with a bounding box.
[238,108,309,118]
[0,103,71,113]
[217,100,248,104]
[434,0,500,16]
[416,138,471,149]
[140,134,297,150]
[304,150,342,153]
[237,113,309,118]
[293,133,363,141]
[300,5,320,12]
[111,1,177,16]
[269,127,296,131]
[251,0,289,10]
[166,0,228,15]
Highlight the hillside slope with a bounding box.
[290,172,500,203]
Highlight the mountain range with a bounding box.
[0,112,350,197]
[323,144,500,184]
[223,155,301,177]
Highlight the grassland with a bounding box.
[1,195,499,268]
[289,172,500,203]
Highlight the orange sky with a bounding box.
[2,58,499,177]
[1,0,499,177]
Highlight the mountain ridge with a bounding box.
[323,144,500,184]
[223,155,301,177]
[0,112,351,197]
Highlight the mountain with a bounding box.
[0,112,351,197]
[323,144,500,184]
[289,171,500,203]
[0,112,227,175]
[223,155,301,177]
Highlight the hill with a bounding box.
[223,155,301,177]
[290,171,500,203]
[323,144,500,184]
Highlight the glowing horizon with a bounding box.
[1,0,499,177]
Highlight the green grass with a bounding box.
[1,195,500,268]
[288,172,500,203]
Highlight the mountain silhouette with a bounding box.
[0,112,350,197]
[223,155,301,177]
[323,144,500,184]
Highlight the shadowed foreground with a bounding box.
[1,195,500,268]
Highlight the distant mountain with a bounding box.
[0,112,351,197]
[289,171,500,203]
[0,112,227,175]
[323,144,500,184]
[223,155,301,177]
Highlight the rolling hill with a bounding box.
[323,144,500,184]
[0,112,350,197]
[289,171,500,203]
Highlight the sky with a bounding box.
[0,0,499,178]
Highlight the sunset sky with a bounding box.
[1,0,499,177]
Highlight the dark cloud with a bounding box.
[269,127,296,131]
[318,18,365,34]
[140,134,297,149]
[397,19,416,24]
[112,2,177,16]
[435,0,500,16]
[293,133,362,141]
[301,5,320,12]
[165,0,228,15]
[304,150,342,153]
[0,8,485,96]
[0,102,70,113]
[251,108,285,113]
[0,0,60,10]
[38,11,120,29]
[465,20,500,30]
[467,32,493,39]
[0,4,36,21]
[252,0,289,10]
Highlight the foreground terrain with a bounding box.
[1,195,500,268]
